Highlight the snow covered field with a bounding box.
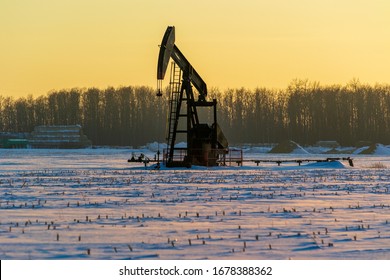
[0,147,389,260]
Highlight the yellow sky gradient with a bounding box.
[1,0,390,97]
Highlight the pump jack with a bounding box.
[129,26,353,169]
[157,26,228,167]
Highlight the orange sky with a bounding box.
[1,0,390,97]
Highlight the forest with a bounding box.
[1,79,390,147]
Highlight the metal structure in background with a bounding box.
[157,26,228,167]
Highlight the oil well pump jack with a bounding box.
[157,26,229,167]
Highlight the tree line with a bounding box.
[1,80,390,147]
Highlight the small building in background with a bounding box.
[2,138,29,148]
[29,125,92,148]
[0,132,30,148]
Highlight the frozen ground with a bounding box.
[0,147,389,260]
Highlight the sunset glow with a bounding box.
[1,0,390,97]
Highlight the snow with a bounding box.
[1,147,390,260]
[349,144,390,155]
[370,144,390,155]
[146,142,167,152]
[354,146,370,154]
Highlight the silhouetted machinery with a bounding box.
[157,26,228,167]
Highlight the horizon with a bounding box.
[1,78,390,100]
[1,0,390,98]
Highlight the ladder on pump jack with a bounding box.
[166,62,182,162]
